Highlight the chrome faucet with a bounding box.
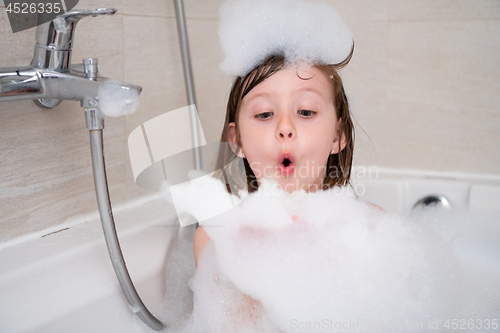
[0,9,163,331]
[0,8,141,109]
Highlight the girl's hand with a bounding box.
[239,294,261,321]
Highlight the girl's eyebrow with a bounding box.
[244,92,271,104]
[247,88,324,101]
[243,86,328,108]
[293,87,326,98]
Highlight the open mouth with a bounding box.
[278,152,295,177]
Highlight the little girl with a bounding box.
[194,0,381,266]
[193,54,380,263]
[172,3,479,331]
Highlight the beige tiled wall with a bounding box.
[333,0,500,173]
[1,0,499,242]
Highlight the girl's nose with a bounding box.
[276,115,295,140]
[279,131,293,139]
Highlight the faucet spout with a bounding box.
[0,67,44,102]
[40,66,142,108]
[0,65,142,108]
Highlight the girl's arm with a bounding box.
[193,225,210,267]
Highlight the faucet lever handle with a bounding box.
[32,8,117,71]
[57,8,117,24]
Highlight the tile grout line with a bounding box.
[120,13,219,21]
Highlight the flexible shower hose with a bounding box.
[83,2,197,329]
[85,108,164,331]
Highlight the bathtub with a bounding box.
[1,168,499,333]
[0,196,187,333]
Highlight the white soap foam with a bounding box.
[97,80,140,117]
[144,177,499,333]
[218,0,353,77]
[183,241,282,332]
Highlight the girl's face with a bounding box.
[228,64,346,193]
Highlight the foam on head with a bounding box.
[218,0,353,77]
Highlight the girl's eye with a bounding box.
[256,112,273,119]
[298,110,316,117]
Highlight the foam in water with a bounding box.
[218,0,353,77]
[97,80,140,117]
[145,176,499,333]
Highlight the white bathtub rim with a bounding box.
[0,192,167,251]
[351,166,500,183]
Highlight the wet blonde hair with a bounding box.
[213,48,355,195]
